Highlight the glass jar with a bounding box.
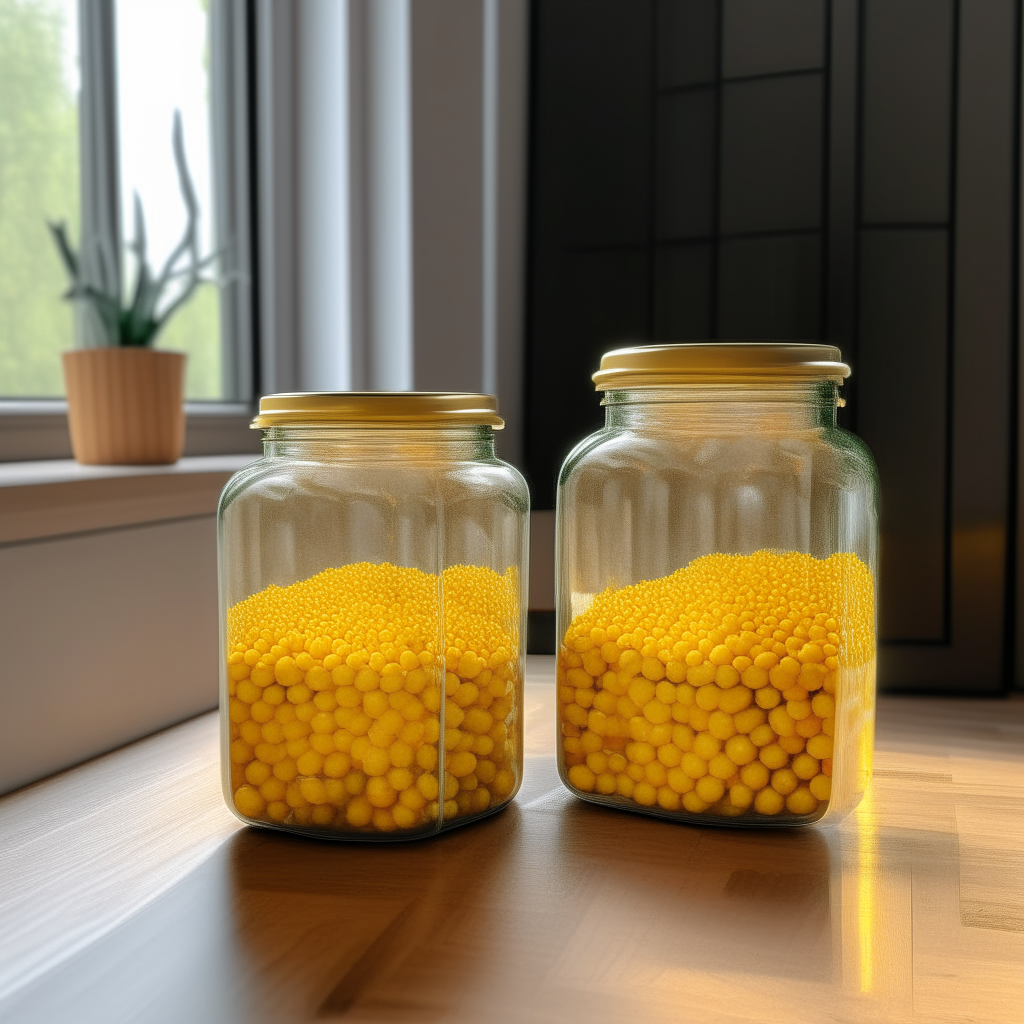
[219,393,529,840]
[556,344,878,826]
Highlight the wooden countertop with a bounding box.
[1,657,1021,1023]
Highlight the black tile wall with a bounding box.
[861,0,954,225]
[657,0,718,87]
[717,233,822,338]
[536,0,653,251]
[719,74,824,235]
[525,0,1020,691]
[656,89,717,240]
[654,243,714,338]
[856,230,950,642]
[721,0,825,78]
[526,247,650,505]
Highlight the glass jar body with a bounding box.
[219,425,529,840]
[555,384,878,826]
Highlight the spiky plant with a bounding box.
[48,110,219,347]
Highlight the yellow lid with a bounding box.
[251,392,504,429]
[592,342,850,390]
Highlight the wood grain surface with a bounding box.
[0,656,1021,1023]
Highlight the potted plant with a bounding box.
[49,112,218,465]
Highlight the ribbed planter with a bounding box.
[62,348,186,465]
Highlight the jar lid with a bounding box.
[592,342,850,390]
[251,392,504,429]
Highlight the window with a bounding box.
[0,0,80,398]
[117,0,222,399]
[0,0,252,410]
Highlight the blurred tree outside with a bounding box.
[0,0,79,397]
[0,0,224,401]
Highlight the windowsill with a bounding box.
[0,402,262,462]
[0,454,259,544]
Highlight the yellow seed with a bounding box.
[792,752,820,780]
[233,785,265,818]
[786,786,819,815]
[695,775,725,803]
[724,734,757,766]
[729,783,754,810]
[556,549,874,820]
[633,782,657,806]
[226,561,520,834]
[682,791,709,813]
[771,768,799,795]
[740,761,769,790]
[809,773,832,800]
[754,786,784,815]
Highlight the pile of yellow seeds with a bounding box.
[226,561,520,834]
[558,550,875,821]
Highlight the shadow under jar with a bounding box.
[556,344,878,826]
[219,393,529,840]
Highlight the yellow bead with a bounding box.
[806,733,834,759]
[568,764,596,792]
[233,785,265,818]
[361,745,390,778]
[786,786,818,815]
[756,742,785,770]
[299,777,328,804]
[633,782,657,806]
[346,797,373,827]
[729,783,754,810]
[245,760,271,786]
[682,791,709,813]
[724,734,757,766]
[708,710,737,741]
[809,773,832,801]
[266,800,290,822]
[770,768,798,796]
[708,753,738,780]
[695,775,724,803]
[230,739,253,763]
[666,767,695,794]
[792,753,820,780]
[692,732,721,760]
[740,761,770,790]
[260,777,286,802]
[296,750,323,776]
[366,777,397,808]
[754,786,784,815]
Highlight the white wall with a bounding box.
[0,516,220,795]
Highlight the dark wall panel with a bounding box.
[654,243,714,338]
[537,0,653,250]
[861,0,954,224]
[657,90,716,240]
[526,249,650,505]
[856,231,949,642]
[526,0,1020,691]
[720,75,824,234]
[717,234,821,338]
[657,0,718,87]
[721,0,825,78]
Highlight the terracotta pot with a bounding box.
[62,348,186,465]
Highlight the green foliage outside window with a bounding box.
[0,0,78,397]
